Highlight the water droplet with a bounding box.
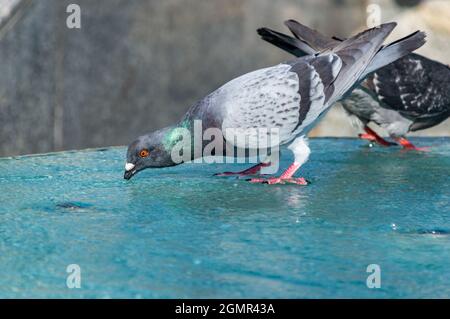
[193,259,202,265]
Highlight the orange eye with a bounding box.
[139,149,150,158]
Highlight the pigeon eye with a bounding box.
[139,149,150,158]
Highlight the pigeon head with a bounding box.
[124,126,179,180]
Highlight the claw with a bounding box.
[248,177,309,185]
[214,162,270,177]
[214,171,239,177]
[248,162,308,185]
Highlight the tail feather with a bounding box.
[257,28,313,57]
[285,19,339,50]
[259,19,426,81]
[328,22,396,54]
[326,23,397,99]
[258,26,316,56]
[361,30,426,77]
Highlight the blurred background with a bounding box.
[0,0,449,156]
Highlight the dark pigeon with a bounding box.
[258,20,449,150]
[125,22,424,184]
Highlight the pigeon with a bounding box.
[258,20,449,150]
[124,22,425,184]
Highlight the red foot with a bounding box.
[249,177,309,185]
[359,126,396,147]
[248,162,308,185]
[396,138,429,151]
[214,162,270,176]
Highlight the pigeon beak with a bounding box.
[124,163,137,180]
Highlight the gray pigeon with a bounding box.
[124,22,425,184]
[258,20,448,150]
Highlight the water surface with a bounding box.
[0,138,449,298]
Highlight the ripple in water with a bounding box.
[414,228,450,237]
[55,201,93,213]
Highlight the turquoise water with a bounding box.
[0,138,449,298]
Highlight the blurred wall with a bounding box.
[312,0,450,137]
[0,0,448,156]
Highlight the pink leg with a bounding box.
[359,126,396,147]
[214,162,271,177]
[249,162,308,185]
[395,137,429,151]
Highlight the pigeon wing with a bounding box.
[369,54,450,119]
[218,55,342,149]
